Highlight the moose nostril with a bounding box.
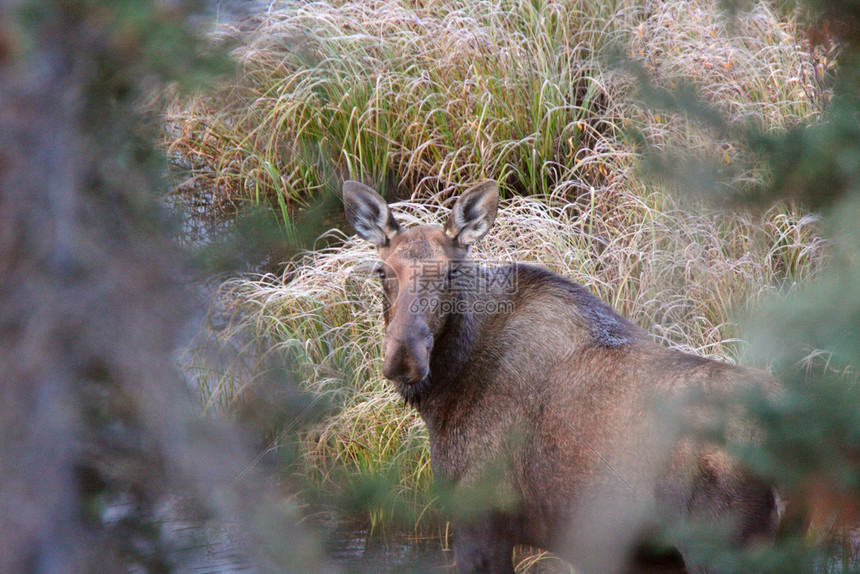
[382,357,408,384]
[382,368,418,386]
[382,353,427,385]
[382,331,432,386]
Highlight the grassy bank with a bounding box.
[168,0,832,569]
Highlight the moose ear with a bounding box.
[444,180,499,247]
[343,181,401,247]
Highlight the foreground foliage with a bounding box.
[0,0,326,572]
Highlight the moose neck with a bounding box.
[429,295,478,386]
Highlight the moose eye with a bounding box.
[375,264,392,284]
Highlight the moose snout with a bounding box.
[382,327,433,385]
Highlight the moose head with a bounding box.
[343,180,499,390]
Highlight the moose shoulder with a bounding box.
[342,180,779,574]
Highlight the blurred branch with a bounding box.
[624,0,860,569]
[0,1,327,571]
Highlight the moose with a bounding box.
[343,180,779,574]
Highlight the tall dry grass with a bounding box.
[171,0,833,569]
[165,0,633,215]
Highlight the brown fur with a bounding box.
[343,181,779,574]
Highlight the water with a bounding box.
[321,518,452,573]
